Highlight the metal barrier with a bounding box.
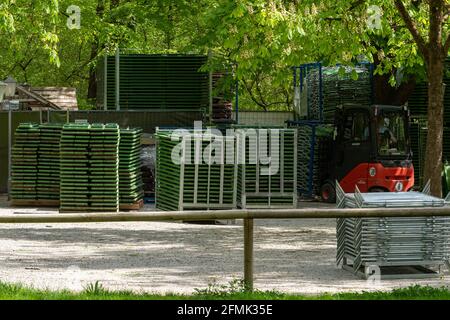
[3,206,450,291]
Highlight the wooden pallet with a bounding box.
[119,199,144,211]
[10,199,60,207]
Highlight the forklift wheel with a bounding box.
[321,182,336,203]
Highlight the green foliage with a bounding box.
[83,281,108,296]
[0,0,448,111]
[0,281,450,300]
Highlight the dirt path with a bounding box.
[0,203,450,294]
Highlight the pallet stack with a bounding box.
[119,128,144,209]
[10,123,40,203]
[156,129,237,211]
[60,123,120,212]
[37,123,63,204]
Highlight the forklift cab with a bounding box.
[321,104,414,202]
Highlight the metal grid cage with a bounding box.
[235,128,298,209]
[155,129,238,211]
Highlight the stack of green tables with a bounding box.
[155,130,182,211]
[89,124,120,212]
[10,123,40,202]
[119,128,143,208]
[60,123,120,212]
[37,123,63,203]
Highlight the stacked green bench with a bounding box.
[119,128,144,209]
[10,123,40,204]
[60,123,120,212]
[37,123,63,204]
[89,124,120,212]
[156,129,237,211]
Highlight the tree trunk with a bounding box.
[424,53,445,197]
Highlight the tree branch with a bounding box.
[394,0,429,60]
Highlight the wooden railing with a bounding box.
[2,206,450,290]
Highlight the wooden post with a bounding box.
[244,218,254,291]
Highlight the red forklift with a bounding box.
[320,104,415,203]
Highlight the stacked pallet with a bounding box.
[60,123,120,212]
[236,128,297,208]
[119,128,144,209]
[10,123,40,203]
[336,185,450,278]
[156,129,237,211]
[37,123,63,204]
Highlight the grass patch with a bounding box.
[0,280,450,300]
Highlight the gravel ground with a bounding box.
[1,197,450,295]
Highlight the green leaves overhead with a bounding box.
[0,0,448,111]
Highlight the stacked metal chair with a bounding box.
[336,181,450,277]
